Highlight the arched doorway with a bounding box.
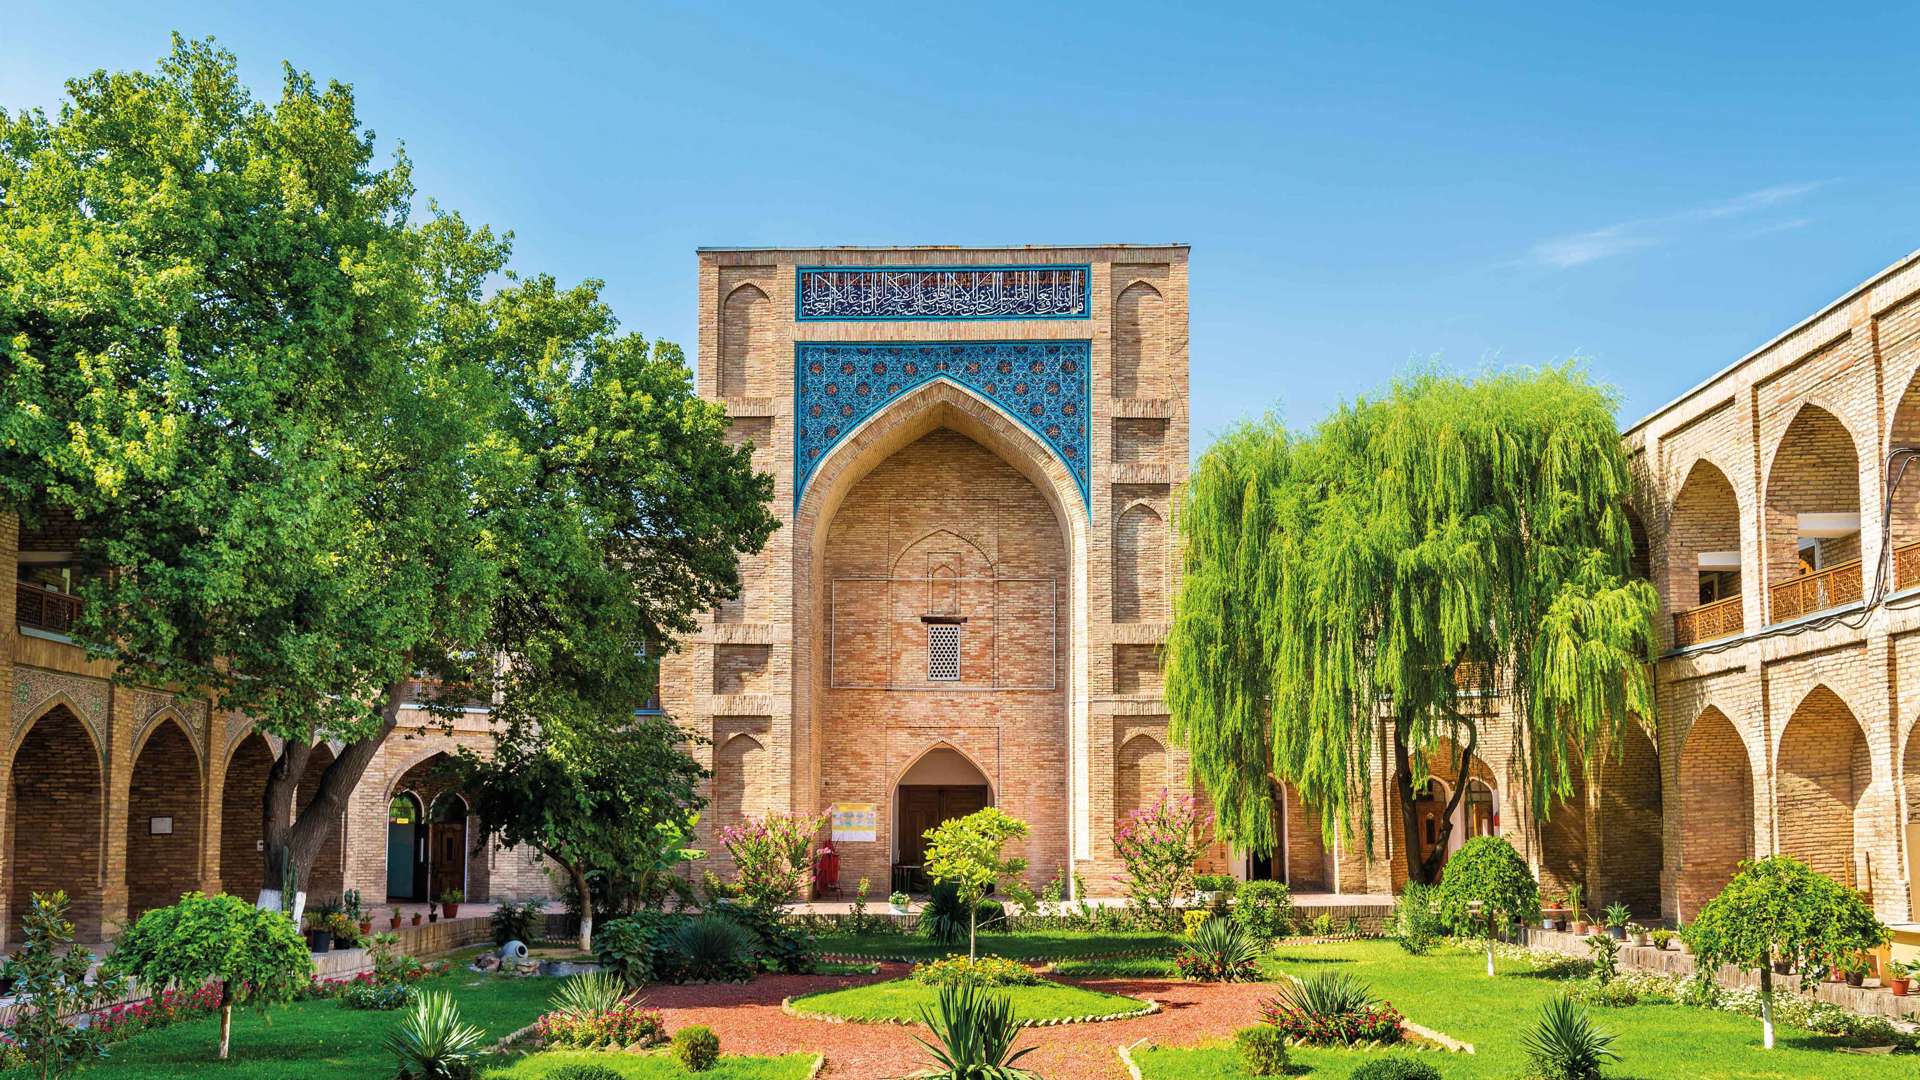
[386,792,424,902]
[219,732,275,901]
[1593,722,1663,917]
[893,746,992,894]
[1666,460,1745,646]
[8,706,104,940]
[1391,739,1499,887]
[126,718,203,920]
[426,793,470,903]
[1679,706,1753,916]
[1763,406,1864,622]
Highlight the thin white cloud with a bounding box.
[1524,181,1828,270]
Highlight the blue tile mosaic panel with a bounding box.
[796,265,1090,321]
[794,341,1091,512]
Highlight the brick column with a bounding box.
[0,512,15,947]
[100,688,137,934]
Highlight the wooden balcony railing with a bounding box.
[1768,557,1864,623]
[1896,540,1920,593]
[1672,594,1743,648]
[16,582,82,634]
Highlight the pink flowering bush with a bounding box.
[720,812,827,912]
[1113,790,1211,930]
[87,982,224,1040]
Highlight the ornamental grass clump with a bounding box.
[534,971,666,1049]
[1521,995,1619,1080]
[1175,917,1261,982]
[913,982,1037,1080]
[1259,972,1403,1046]
[911,954,1041,988]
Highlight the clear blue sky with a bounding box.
[7,3,1917,450]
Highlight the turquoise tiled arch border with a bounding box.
[793,340,1093,514]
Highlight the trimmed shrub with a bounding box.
[911,955,1041,988]
[1234,1024,1289,1076]
[1232,880,1293,940]
[1347,1056,1442,1080]
[672,1024,721,1072]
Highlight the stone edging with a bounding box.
[816,948,1171,966]
[1116,1038,1148,1080]
[780,991,1159,1028]
[804,1051,826,1079]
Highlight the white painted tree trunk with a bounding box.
[1487,940,1495,977]
[218,1002,232,1060]
[1760,964,1775,1049]
[256,888,307,924]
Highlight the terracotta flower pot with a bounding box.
[410,913,422,926]
[442,903,460,920]
[358,921,372,936]
[389,916,402,930]
[1890,977,1910,997]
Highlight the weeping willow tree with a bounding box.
[1166,365,1658,884]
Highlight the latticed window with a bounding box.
[927,625,961,681]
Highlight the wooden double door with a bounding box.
[896,784,990,870]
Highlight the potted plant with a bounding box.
[426,901,439,924]
[1605,902,1631,942]
[1541,895,1564,931]
[1628,922,1652,948]
[1650,928,1675,952]
[345,889,371,936]
[1888,959,1911,997]
[389,908,403,930]
[438,889,464,920]
[326,912,360,950]
[1842,954,1870,988]
[1565,885,1587,935]
[410,910,423,927]
[889,891,911,915]
[302,914,331,953]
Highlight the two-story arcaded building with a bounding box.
[7,243,1920,944]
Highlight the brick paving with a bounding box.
[638,963,1272,1079]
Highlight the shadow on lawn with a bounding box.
[1265,952,1355,965]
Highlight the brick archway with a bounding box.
[220,732,275,901]
[1665,459,1743,645]
[126,716,203,920]
[1762,405,1864,622]
[1593,722,1662,917]
[1776,685,1870,887]
[7,705,104,940]
[1677,706,1754,916]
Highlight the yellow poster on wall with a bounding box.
[832,802,878,842]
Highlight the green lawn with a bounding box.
[786,977,1146,1024]
[1050,956,1179,978]
[1136,939,1909,1079]
[812,928,1181,960]
[15,970,558,1080]
[482,1049,817,1079]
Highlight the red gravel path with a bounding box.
[637,963,1271,1079]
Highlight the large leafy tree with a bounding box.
[0,37,774,910]
[1166,366,1658,884]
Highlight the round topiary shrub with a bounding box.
[550,1065,625,1080]
[1232,880,1293,940]
[1347,1055,1442,1080]
[1234,1024,1289,1076]
[672,1024,720,1072]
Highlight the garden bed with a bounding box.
[782,977,1154,1026]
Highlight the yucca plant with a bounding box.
[662,915,756,983]
[1521,995,1620,1080]
[1275,971,1374,1017]
[551,971,634,1016]
[386,991,487,1080]
[1175,917,1262,981]
[913,982,1037,1079]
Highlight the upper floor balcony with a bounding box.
[16,581,82,635]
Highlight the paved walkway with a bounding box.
[639,962,1272,1079]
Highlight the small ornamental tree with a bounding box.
[0,892,125,1080]
[1684,856,1887,1050]
[1113,790,1210,930]
[722,812,828,913]
[923,808,1030,960]
[104,893,313,1060]
[1433,837,1540,976]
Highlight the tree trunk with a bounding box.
[1760,963,1775,1049]
[255,681,409,919]
[1416,726,1477,884]
[1392,717,1426,885]
[217,981,233,1060]
[968,903,978,961]
[568,861,594,954]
